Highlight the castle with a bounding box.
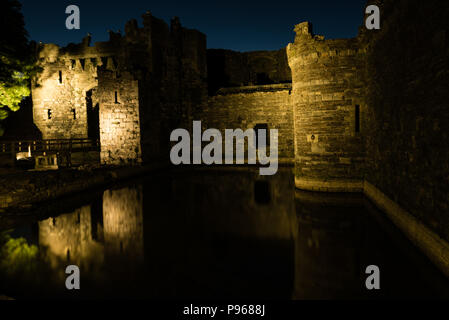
[32,12,207,166]
[31,10,368,192]
[31,0,449,276]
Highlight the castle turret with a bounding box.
[287,22,366,192]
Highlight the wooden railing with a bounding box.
[0,139,100,156]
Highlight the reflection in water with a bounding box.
[141,168,296,298]
[39,206,104,280]
[103,186,144,263]
[294,192,365,299]
[1,167,449,299]
[294,191,449,299]
[38,185,145,294]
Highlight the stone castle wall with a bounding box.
[32,12,207,165]
[97,70,141,165]
[287,22,367,191]
[28,2,449,279]
[31,5,449,242]
[123,14,207,163]
[31,41,114,139]
[207,48,291,95]
[363,0,449,242]
[203,84,294,161]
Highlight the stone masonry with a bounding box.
[31,1,449,246]
[32,12,207,165]
[287,22,366,192]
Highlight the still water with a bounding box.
[0,167,448,299]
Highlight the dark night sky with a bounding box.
[20,0,368,52]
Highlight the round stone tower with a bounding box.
[287,22,366,192]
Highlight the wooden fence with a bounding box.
[0,139,100,157]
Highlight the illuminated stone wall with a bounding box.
[31,38,114,139]
[287,22,367,191]
[363,0,449,242]
[203,84,294,161]
[97,70,141,165]
[31,12,207,165]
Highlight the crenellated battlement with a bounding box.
[23,0,449,278]
[286,21,368,192]
[288,23,365,64]
[32,11,207,165]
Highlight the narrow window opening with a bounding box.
[79,58,85,70]
[58,70,62,84]
[66,249,71,262]
[254,180,271,204]
[254,123,269,148]
[355,105,360,133]
[71,108,76,120]
[114,91,119,104]
[71,59,76,69]
[47,109,52,119]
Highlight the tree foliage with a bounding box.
[0,231,40,277]
[0,0,38,134]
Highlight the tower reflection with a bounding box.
[38,184,145,293]
[2,168,448,298]
[293,191,365,299]
[37,168,297,298]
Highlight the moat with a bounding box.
[1,167,448,299]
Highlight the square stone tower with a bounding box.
[31,12,208,165]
